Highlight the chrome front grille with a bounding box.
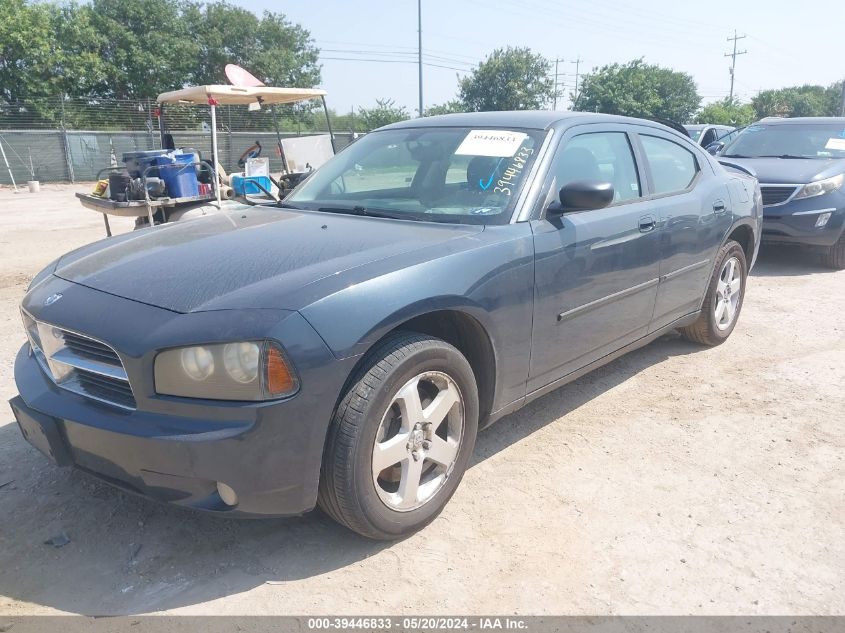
[760,185,799,207]
[62,331,122,365]
[21,309,136,410]
[75,372,136,409]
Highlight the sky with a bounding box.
[233,0,845,115]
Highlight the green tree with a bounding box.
[695,98,755,126]
[458,47,553,111]
[1,0,321,108]
[183,1,262,86]
[356,99,409,131]
[751,83,843,119]
[574,59,700,122]
[81,0,200,100]
[0,0,61,104]
[185,4,320,87]
[424,100,466,116]
[0,1,108,123]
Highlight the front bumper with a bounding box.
[761,191,845,247]
[10,277,354,517]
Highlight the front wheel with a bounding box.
[821,233,845,270]
[678,240,747,346]
[318,332,479,540]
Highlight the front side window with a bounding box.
[286,127,544,224]
[549,131,641,203]
[700,128,718,147]
[722,122,845,159]
[640,135,700,195]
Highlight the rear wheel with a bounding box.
[821,233,845,270]
[318,332,479,540]
[679,240,747,346]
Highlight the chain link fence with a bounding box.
[0,98,356,185]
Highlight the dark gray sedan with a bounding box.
[10,112,762,539]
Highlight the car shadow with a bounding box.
[0,332,698,615]
[751,245,837,277]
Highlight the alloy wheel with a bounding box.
[372,371,464,512]
[714,256,742,331]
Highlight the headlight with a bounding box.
[793,173,844,200]
[154,341,298,401]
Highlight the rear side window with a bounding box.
[640,135,699,194]
[551,131,641,203]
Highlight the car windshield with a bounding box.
[722,122,845,159]
[285,126,545,224]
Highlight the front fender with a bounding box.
[299,224,536,411]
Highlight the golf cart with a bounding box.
[76,84,336,236]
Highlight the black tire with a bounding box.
[318,331,479,540]
[679,240,748,346]
[821,233,845,270]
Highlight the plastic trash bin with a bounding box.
[155,154,199,198]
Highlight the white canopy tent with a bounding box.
[157,85,327,106]
[157,85,333,207]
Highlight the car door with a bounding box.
[633,129,732,330]
[527,125,661,393]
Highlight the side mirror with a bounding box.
[549,180,615,215]
[705,141,725,155]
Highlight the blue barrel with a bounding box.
[155,154,199,198]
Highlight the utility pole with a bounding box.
[571,56,583,108]
[552,58,565,110]
[417,0,423,117]
[840,79,845,117]
[724,31,747,101]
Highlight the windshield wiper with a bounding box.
[757,154,814,159]
[316,205,409,220]
[721,154,752,158]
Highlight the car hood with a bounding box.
[720,157,845,184]
[53,206,483,313]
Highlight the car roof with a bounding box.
[755,117,845,125]
[684,124,706,130]
[380,111,685,133]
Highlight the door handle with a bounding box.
[713,200,727,214]
[638,215,656,233]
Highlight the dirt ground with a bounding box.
[0,184,842,616]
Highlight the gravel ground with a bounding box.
[0,184,842,616]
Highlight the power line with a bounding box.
[319,49,474,68]
[316,39,478,61]
[724,30,748,101]
[463,0,718,52]
[318,56,469,72]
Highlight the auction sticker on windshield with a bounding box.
[824,138,845,151]
[456,130,529,157]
